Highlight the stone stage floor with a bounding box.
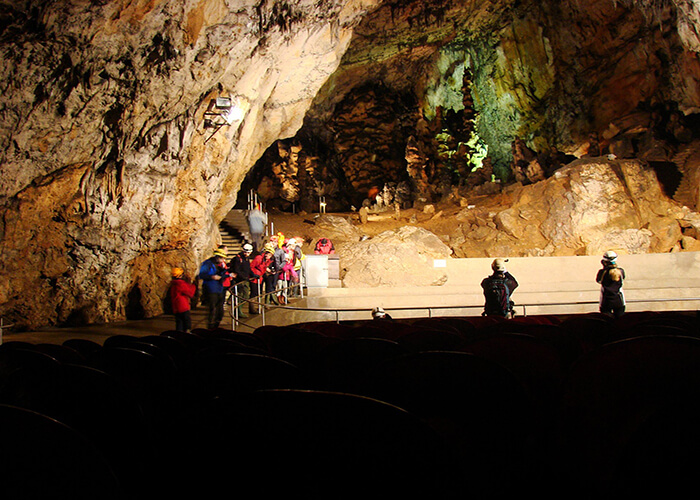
[1,305,265,346]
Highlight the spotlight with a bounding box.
[203,95,249,141]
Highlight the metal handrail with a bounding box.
[228,278,304,329]
[0,318,15,345]
[241,296,700,326]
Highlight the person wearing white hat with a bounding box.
[596,251,626,318]
[481,258,519,318]
[372,306,392,320]
[230,243,255,318]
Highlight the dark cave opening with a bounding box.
[125,284,146,321]
[649,160,683,198]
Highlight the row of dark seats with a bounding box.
[1,310,700,499]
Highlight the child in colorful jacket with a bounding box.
[170,267,196,332]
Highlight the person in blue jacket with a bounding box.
[199,248,229,329]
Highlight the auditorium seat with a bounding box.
[194,335,270,356]
[261,326,339,368]
[160,330,209,351]
[305,337,408,393]
[409,317,462,333]
[396,327,472,353]
[31,343,86,364]
[54,363,155,496]
[292,320,356,339]
[63,338,102,359]
[89,344,180,425]
[481,320,583,368]
[559,313,614,353]
[136,334,193,370]
[347,319,417,341]
[414,316,480,338]
[217,330,271,351]
[611,312,700,341]
[360,350,535,498]
[157,389,460,497]
[463,332,565,413]
[0,404,125,499]
[610,400,700,498]
[178,351,304,405]
[556,334,700,499]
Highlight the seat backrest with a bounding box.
[557,334,700,498]
[157,389,459,497]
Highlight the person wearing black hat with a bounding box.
[596,251,626,318]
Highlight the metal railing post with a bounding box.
[260,282,266,326]
[231,284,238,330]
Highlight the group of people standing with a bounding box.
[168,234,306,332]
[480,251,626,319]
[171,242,627,332]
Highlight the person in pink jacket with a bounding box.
[170,267,196,332]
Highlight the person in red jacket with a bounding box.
[251,243,277,306]
[170,267,196,332]
[314,237,335,254]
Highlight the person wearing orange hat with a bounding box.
[170,267,196,332]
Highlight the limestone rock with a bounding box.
[313,214,362,242]
[454,158,693,257]
[4,0,700,331]
[0,0,381,329]
[338,226,450,287]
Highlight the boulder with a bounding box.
[455,158,692,257]
[313,214,363,242]
[338,226,450,287]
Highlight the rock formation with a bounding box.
[3,0,700,329]
[452,158,698,258]
[0,0,381,329]
[338,226,450,288]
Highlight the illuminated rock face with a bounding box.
[452,158,696,258]
[2,0,700,329]
[0,0,381,328]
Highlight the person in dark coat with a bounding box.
[481,258,519,318]
[597,250,626,318]
[199,249,229,329]
[230,243,254,318]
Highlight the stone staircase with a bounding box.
[219,209,252,255]
[672,142,700,209]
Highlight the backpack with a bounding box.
[483,275,512,316]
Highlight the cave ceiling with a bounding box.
[248,0,700,209]
[2,0,700,329]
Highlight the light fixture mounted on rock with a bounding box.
[203,96,247,143]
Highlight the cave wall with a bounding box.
[0,0,381,329]
[291,0,700,188]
